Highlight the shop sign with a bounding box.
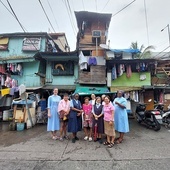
[22,38,41,51]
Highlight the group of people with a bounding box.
[47,88,129,148]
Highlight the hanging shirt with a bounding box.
[88,56,97,66]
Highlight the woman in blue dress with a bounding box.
[68,93,83,143]
[113,90,129,144]
[47,88,61,140]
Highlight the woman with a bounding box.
[103,96,115,148]
[92,96,104,144]
[82,97,93,141]
[58,93,70,141]
[68,93,83,143]
[113,90,129,144]
[47,88,61,140]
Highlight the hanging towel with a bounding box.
[79,51,88,70]
[126,65,132,78]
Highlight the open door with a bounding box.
[144,90,154,110]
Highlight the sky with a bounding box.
[0,0,170,52]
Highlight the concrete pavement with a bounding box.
[0,120,170,170]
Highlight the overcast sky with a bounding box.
[0,0,170,52]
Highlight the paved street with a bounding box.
[0,119,170,170]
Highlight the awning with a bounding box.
[74,85,111,96]
[110,48,140,53]
[42,85,76,90]
[110,86,142,92]
[26,86,43,90]
[0,56,35,63]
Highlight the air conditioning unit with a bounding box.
[92,30,101,38]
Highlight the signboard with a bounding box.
[22,38,41,51]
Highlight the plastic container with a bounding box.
[3,110,9,121]
[17,123,25,131]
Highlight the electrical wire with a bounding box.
[112,0,137,18]
[0,0,15,18]
[38,0,68,51]
[101,0,110,12]
[2,0,39,50]
[64,0,77,36]
[46,0,60,31]
[82,0,85,11]
[144,0,149,46]
[95,0,97,12]
[38,0,56,33]
[6,0,26,32]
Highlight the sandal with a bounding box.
[103,141,110,145]
[115,138,123,144]
[114,137,120,141]
[108,143,114,148]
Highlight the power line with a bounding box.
[95,0,97,12]
[112,0,137,18]
[144,0,149,46]
[0,0,15,18]
[46,0,60,31]
[38,0,56,33]
[6,0,26,32]
[63,0,77,36]
[82,0,85,11]
[101,0,111,12]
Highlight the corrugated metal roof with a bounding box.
[0,56,35,63]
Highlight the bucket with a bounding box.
[17,123,25,131]
[3,110,9,121]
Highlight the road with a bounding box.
[0,119,170,170]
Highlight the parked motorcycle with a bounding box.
[154,103,170,128]
[135,103,161,131]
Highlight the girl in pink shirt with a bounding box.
[103,96,115,148]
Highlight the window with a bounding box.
[52,61,74,76]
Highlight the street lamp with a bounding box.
[161,24,170,47]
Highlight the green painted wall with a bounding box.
[111,72,151,87]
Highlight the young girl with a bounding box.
[103,96,115,148]
[82,97,93,141]
[92,96,104,144]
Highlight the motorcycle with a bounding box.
[154,103,170,128]
[135,103,161,131]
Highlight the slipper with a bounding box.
[115,138,123,144]
[103,141,110,145]
[108,143,114,148]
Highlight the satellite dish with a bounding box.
[99,44,109,49]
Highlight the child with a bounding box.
[82,97,93,141]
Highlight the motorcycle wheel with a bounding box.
[153,120,161,131]
[135,113,142,124]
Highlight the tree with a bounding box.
[130,41,155,59]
